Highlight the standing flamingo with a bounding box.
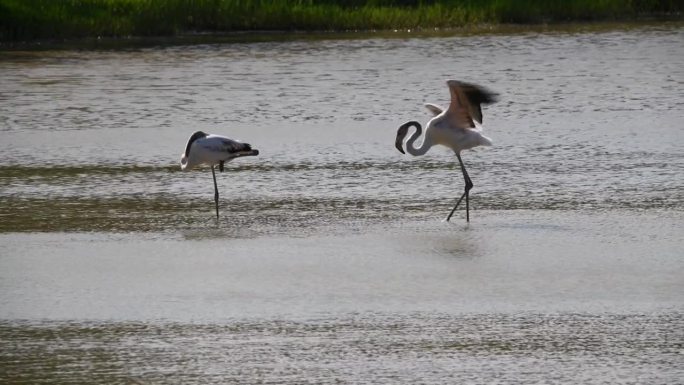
[180,131,259,219]
[395,80,498,222]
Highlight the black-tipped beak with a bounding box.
[395,139,405,154]
[395,124,409,154]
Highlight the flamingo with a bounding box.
[395,80,498,222]
[180,131,259,219]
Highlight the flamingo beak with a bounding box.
[395,125,408,154]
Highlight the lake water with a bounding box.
[1,24,683,384]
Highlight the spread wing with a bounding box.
[424,103,444,116]
[445,80,498,129]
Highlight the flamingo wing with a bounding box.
[210,136,259,158]
[445,80,498,129]
[200,135,252,154]
[424,103,444,116]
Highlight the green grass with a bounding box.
[1,0,682,41]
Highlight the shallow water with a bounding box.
[1,25,683,234]
[1,211,683,383]
[2,312,682,384]
[1,25,683,383]
[1,210,682,320]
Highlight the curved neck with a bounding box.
[405,122,433,156]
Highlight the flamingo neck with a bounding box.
[405,123,433,156]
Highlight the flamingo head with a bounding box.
[396,121,422,154]
[395,124,409,154]
[180,153,191,171]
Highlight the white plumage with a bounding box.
[180,131,259,218]
[180,131,258,171]
[395,80,498,222]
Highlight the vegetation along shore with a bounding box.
[1,0,682,42]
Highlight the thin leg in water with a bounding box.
[211,165,219,219]
[446,153,474,222]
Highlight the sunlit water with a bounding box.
[1,24,683,383]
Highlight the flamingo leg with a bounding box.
[446,154,473,222]
[211,165,219,219]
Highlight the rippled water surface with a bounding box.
[1,24,683,383]
[3,312,682,384]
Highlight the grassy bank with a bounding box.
[1,0,682,41]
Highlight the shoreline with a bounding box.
[1,19,682,51]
